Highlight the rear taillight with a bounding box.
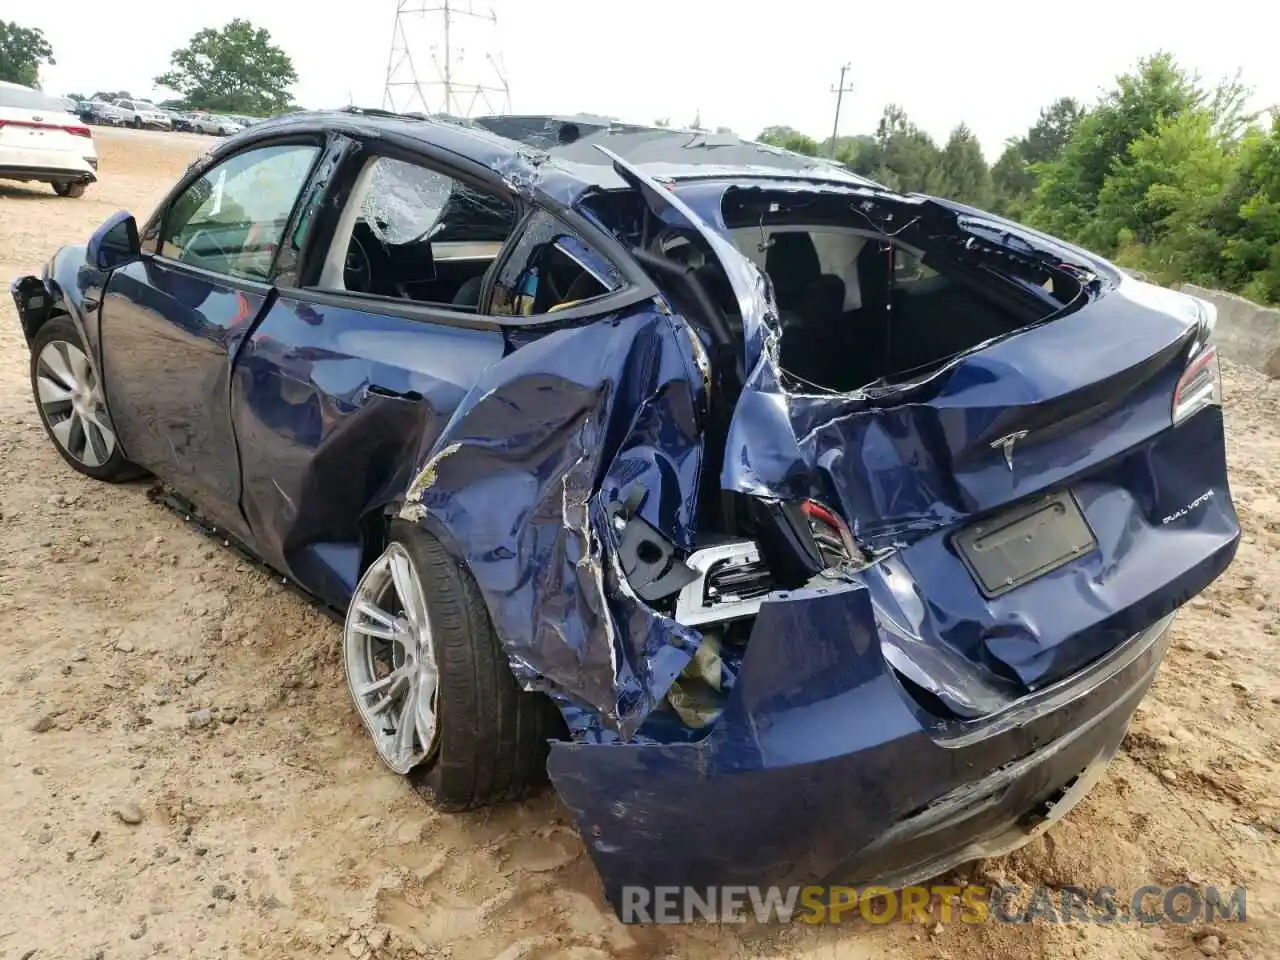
[0,119,92,138]
[800,499,857,567]
[1172,343,1222,425]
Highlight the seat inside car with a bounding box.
[764,232,845,318]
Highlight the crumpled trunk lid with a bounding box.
[724,277,1201,551]
[598,153,1235,698]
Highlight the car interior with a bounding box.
[645,191,1081,395]
[318,155,611,316]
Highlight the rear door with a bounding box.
[98,138,322,540]
[226,139,520,606]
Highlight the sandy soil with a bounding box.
[0,127,1277,960]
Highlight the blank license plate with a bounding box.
[954,491,1097,598]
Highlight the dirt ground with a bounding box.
[0,127,1277,960]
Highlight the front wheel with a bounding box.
[132,116,142,129]
[30,316,142,482]
[343,527,561,810]
[52,181,86,198]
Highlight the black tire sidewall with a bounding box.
[389,523,559,810]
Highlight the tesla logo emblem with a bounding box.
[991,430,1030,471]
[32,115,43,122]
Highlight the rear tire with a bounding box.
[52,182,86,198]
[30,316,143,482]
[132,117,141,129]
[344,526,561,811]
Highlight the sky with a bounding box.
[17,0,1280,160]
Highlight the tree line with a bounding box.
[1,18,298,117]
[759,53,1280,305]
[7,20,1277,305]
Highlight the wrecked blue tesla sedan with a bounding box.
[12,110,1238,914]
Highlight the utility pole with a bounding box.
[829,63,853,159]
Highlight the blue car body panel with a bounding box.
[97,258,270,539]
[9,112,1241,917]
[397,301,706,736]
[550,587,1179,901]
[230,294,505,605]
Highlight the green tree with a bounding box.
[1022,97,1086,164]
[1216,115,1280,301]
[989,98,1084,216]
[1094,109,1232,280]
[758,125,820,156]
[826,134,875,169]
[864,104,940,193]
[991,144,1034,216]
[1028,53,1201,247]
[0,20,54,87]
[155,19,297,115]
[927,123,993,207]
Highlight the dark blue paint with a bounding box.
[97,258,267,539]
[548,580,1180,902]
[10,114,1244,921]
[399,302,706,737]
[87,210,141,271]
[231,293,505,606]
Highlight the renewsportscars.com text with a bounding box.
[621,883,1247,925]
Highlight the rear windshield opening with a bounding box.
[722,189,1090,393]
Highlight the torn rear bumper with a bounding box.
[547,581,1175,915]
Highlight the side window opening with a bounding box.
[315,155,517,309]
[160,143,320,281]
[489,210,625,317]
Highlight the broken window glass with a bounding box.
[359,157,515,246]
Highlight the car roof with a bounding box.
[222,108,877,207]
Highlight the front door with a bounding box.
[98,141,321,539]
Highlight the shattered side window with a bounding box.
[321,155,517,307]
[489,209,624,317]
[360,156,515,245]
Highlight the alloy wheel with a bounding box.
[343,542,440,774]
[36,340,118,467]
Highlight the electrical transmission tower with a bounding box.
[382,0,512,117]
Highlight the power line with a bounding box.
[382,0,511,117]
[829,63,853,159]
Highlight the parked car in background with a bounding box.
[112,99,172,130]
[182,112,245,136]
[0,80,97,197]
[9,110,1240,917]
[78,100,129,127]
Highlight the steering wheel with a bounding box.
[344,234,372,293]
[182,227,229,261]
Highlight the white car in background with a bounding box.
[0,81,97,198]
[112,98,173,130]
[186,112,245,136]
